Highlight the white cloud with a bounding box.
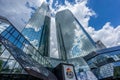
[50,17,59,58]
[89,22,120,48]
[50,48,59,58]
[30,39,39,47]
[0,22,9,33]
[0,0,43,31]
[49,0,95,27]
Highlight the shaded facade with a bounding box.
[85,46,120,79]
[22,2,50,57]
[55,9,97,60]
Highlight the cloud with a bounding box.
[0,22,9,33]
[49,17,59,58]
[30,39,39,48]
[25,2,37,11]
[89,22,120,48]
[49,0,96,27]
[0,0,43,31]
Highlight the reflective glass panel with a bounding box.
[56,10,96,60]
[0,19,10,34]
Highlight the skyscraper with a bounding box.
[55,9,97,60]
[1,2,120,80]
[22,2,51,57]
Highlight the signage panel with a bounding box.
[63,65,77,80]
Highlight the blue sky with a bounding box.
[88,0,120,30]
[47,0,120,30]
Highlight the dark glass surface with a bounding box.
[87,47,120,68]
[0,36,57,80]
[0,17,57,79]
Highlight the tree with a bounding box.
[0,60,3,71]
[0,43,2,56]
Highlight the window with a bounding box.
[8,36,16,43]
[0,44,5,55]
[19,36,25,43]
[12,30,19,38]
[6,26,12,32]
[10,28,15,33]
[4,32,10,39]
[16,41,22,49]
[0,49,11,58]
[1,30,8,36]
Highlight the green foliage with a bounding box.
[13,68,21,73]
[1,65,10,72]
[0,43,2,55]
[114,67,120,78]
[0,60,3,71]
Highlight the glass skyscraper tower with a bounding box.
[0,3,57,80]
[1,1,120,80]
[22,2,50,57]
[56,9,97,60]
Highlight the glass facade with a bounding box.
[67,57,98,80]
[22,2,50,57]
[95,40,106,50]
[77,70,98,80]
[86,46,120,79]
[68,58,90,72]
[0,20,51,68]
[1,4,120,79]
[55,9,96,60]
[0,17,57,80]
[0,17,25,74]
[87,46,120,68]
[47,57,66,67]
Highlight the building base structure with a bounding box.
[0,73,43,80]
[53,63,78,80]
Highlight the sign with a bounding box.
[63,65,77,80]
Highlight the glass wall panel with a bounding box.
[0,15,58,80]
[68,57,90,73]
[8,35,16,43]
[0,43,5,56]
[0,19,10,34]
[1,30,7,36]
[0,49,11,58]
[87,49,120,68]
[56,10,96,60]
[6,25,12,32]
[1,60,16,73]
[0,58,7,72]
[12,30,19,38]
[22,3,51,57]
[12,62,23,73]
[4,32,10,39]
